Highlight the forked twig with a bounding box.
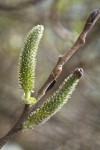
[34,8,100,103]
[0,8,100,149]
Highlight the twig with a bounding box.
[0,104,30,148]
[0,8,100,149]
[0,0,46,11]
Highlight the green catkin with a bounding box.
[19,25,44,100]
[23,68,83,129]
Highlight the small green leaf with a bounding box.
[25,97,36,105]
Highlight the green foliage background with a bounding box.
[0,0,100,150]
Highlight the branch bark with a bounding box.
[0,104,30,148]
[0,8,100,149]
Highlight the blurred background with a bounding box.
[0,0,100,150]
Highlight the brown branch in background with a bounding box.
[0,0,46,11]
[0,8,100,149]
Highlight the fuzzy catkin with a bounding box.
[23,68,83,129]
[19,25,44,98]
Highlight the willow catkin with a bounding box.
[23,68,83,129]
[19,25,44,100]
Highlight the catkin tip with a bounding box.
[74,68,84,78]
[34,25,44,32]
